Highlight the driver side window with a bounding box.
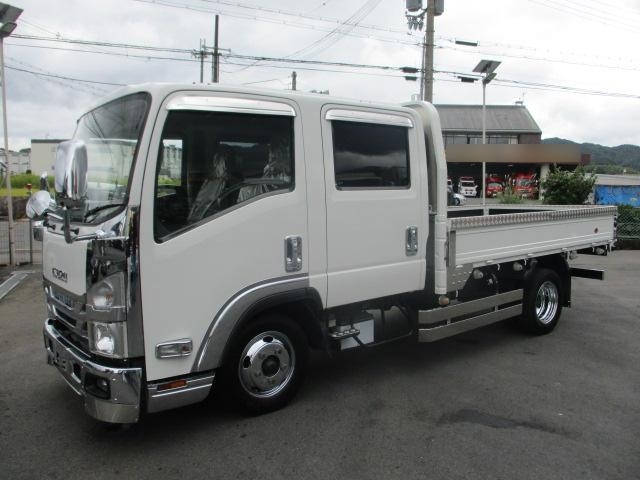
[154,110,294,242]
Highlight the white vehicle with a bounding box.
[447,185,466,206]
[457,177,478,197]
[28,84,616,423]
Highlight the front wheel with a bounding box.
[222,314,309,414]
[519,268,563,335]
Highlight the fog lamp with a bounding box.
[88,321,127,358]
[94,323,115,355]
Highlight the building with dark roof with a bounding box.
[436,104,541,145]
[434,104,587,200]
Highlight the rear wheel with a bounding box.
[222,314,309,414]
[519,268,563,335]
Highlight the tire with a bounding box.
[221,313,309,414]
[519,268,563,335]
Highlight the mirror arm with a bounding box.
[61,207,125,243]
[63,208,78,244]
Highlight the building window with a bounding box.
[444,134,467,146]
[468,135,518,145]
[332,121,410,189]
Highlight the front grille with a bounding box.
[53,317,90,353]
[55,308,78,328]
[51,288,75,310]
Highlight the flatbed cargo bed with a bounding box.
[444,205,616,289]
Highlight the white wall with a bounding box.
[1,150,30,174]
[30,140,63,176]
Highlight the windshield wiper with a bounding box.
[84,202,127,222]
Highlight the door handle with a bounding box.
[285,236,303,272]
[406,226,418,256]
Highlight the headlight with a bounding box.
[87,272,125,312]
[88,321,127,358]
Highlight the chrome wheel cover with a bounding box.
[238,331,295,398]
[535,280,559,325]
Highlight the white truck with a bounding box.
[27,84,616,423]
[457,176,478,197]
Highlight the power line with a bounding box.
[438,43,640,73]
[194,0,409,35]
[436,69,640,100]
[283,0,383,59]
[8,35,417,73]
[6,56,110,95]
[12,33,194,54]
[221,59,411,78]
[578,0,640,17]
[5,65,125,87]
[130,0,420,47]
[527,0,640,33]
[7,42,201,63]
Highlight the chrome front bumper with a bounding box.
[43,319,142,423]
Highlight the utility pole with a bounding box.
[405,0,442,102]
[192,39,207,83]
[423,0,435,102]
[200,39,205,83]
[291,71,297,91]
[0,3,22,270]
[212,15,219,83]
[0,35,15,268]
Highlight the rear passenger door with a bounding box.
[321,106,424,308]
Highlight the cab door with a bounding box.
[321,106,426,308]
[139,93,308,381]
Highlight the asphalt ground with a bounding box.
[1,252,639,480]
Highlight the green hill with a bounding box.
[542,137,640,172]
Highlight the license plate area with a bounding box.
[47,338,83,393]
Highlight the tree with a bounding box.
[541,167,596,205]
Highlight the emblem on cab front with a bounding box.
[52,268,68,283]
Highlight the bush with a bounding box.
[10,173,54,189]
[541,167,596,205]
[497,185,524,204]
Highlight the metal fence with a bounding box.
[0,218,42,266]
[617,207,640,240]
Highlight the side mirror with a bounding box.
[26,190,55,220]
[55,140,88,205]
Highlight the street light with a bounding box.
[473,59,501,209]
[0,2,21,269]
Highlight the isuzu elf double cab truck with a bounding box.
[26,84,616,424]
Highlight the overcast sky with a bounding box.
[4,0,640,150]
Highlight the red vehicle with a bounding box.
[510,172,539,199]
[485,174,504,198]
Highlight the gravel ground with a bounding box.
[1,252,639,480]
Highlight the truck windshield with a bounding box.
[72,92,150,224]
[517,179,532,186]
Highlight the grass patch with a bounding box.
[0,187,52,197]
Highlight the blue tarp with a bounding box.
[594,185,640,207]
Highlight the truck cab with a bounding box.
[29,84,615,423]
[485,174,505,198]
[511,172,539,199]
